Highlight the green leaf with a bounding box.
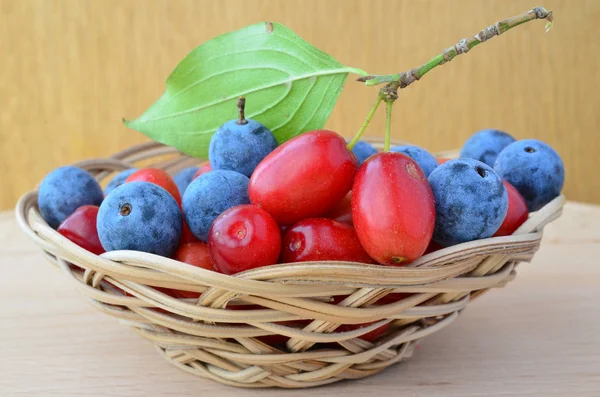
[124,22,366,158]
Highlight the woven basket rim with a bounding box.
[15,188,565,285]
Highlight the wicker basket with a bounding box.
[15,140,566,388]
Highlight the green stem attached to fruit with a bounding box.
[346,92,384,150]
[384,101,393,152]
[347,6,553,148]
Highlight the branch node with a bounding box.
[533,6,551,19]
[408,68,421,82]
[380,85,399,103]
[455,38,470,55]
[475,24,501,42]
[440,47,454,65]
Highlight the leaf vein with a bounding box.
[167,30,269,84]
[136,69,353,123]
[265,78,319,131]
[296,77,337,133]
[161,48,322,108]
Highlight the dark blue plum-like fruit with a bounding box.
[350,140,378,164]
[428,158,508,246]
[209,97,278,177]
[183,170,250,242]
[390,144,438,177]
[97,182,182,257]
[39,166,104,229]
[494,139,564,211]
[173,166,199,196]
[460,129,516,166]
[104,168,138,196]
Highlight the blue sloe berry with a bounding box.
[209,118,277,177]
[182,170,250,242]
[350,140,378,164]
[97,182,182,257]
[460,129,516,166]
[390,145,438,177]
[428,158,508,246]
[104,168,138,195]
[494,139,564,212]
[39,166,104,229]
[173,166,199,196]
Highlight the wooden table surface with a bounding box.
[1,202,599,396]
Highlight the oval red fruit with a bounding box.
[325,191,353,225]
[125,168,182,206]
[179,220,198,244]
[352,152,435,265]
[57,205,104,255]
[494,180,529,236]
[423,240,443,255]
[249,130,358,225]
[193,161,212,179]
[281,218,373,263]
[175,241,214,271]
[209,205,281,275]
[164,241,214,299]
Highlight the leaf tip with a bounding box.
[265,21,274,33]
[122,117,134,128]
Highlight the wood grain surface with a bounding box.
[1,201,599,396]
[1,0,598,210]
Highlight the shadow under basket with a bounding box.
[15,141,566,389]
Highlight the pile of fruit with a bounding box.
[40,97,564,276]
[37,95,564,345]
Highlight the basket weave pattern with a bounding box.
[16,141,566,388]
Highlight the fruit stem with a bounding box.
[357,6,553,89]
[237,97,248,125]
[384,101,392,152]
[346,92,384,150]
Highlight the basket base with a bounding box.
[155,341,418,388]
[128,301,462,388]
[150,332,418,389]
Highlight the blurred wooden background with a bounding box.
[1,0,598,210]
